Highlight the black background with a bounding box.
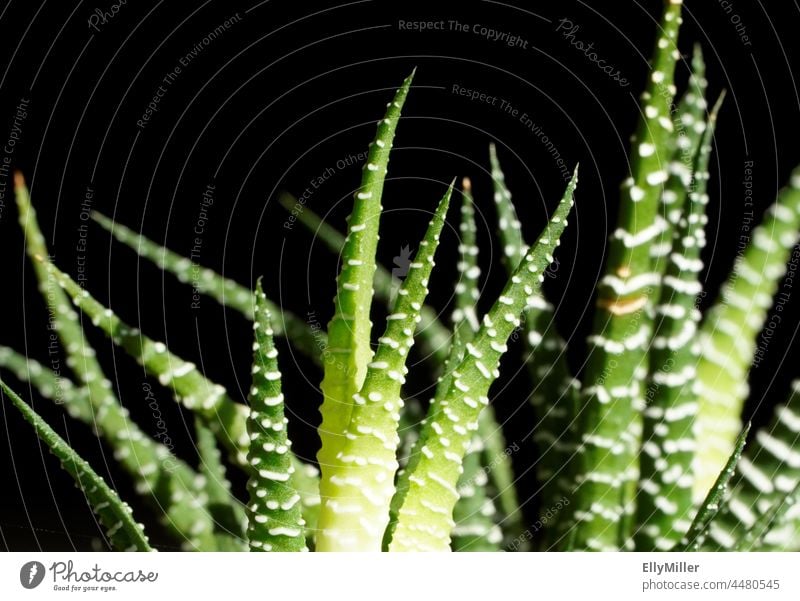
[1,0,799,551]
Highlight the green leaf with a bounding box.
[91,211,324,363]
[449,178,504,551]
[315,72,415,549]
[390,169,578,551]
[451,434,504,551]
[489,144,576,548]
[694,167,800,499]
[567,0,684,551]
[649,43,709,274]
[634,92,724,551]
[41,257,251,463]
[194,418,247,550]
[674,423,750,552]
[315,181,452,551]
[246,280,307,551]
[1,380,152,551]
[278,192,451,364]
[734,480,800,551]
[704,381,800,551]
[0,346,93,422]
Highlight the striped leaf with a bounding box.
[704,381,800,551]
[450,178,504,551]
[567,0,684,551]
[246,280,307,551]
[315,182,452,551]
[42,258,251,463]
[278,192,451,364]
[650,43,709,273]
[675,424,750,551]
[634,92,724,551]
[0,346,93,423]
[316,73,415,513]
[694,168,800,498]
[91,211,323,363]
[1,381,152,551]
[390,170,578,551]
[195,418,248,550]
[451,434,504,551]
[489,143,577,547]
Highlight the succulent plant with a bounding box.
[2,0,799,552]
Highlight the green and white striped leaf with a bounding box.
[1,380,152,552]
[91,211,323,363]
[450,178,504,551]
[489,144,577,546]
[278,192,451,364]
[567,0,684,551]
[246,280,307,551]
[675,424,750,552]
[650,43,709,273]
[704,381,800,551]
[316,182,452,551]
[315,72,414,550]
[694,168,800,499]
[390,170,578,551]
[452,434,504,551]
[634,92,723,551]
[194,418,248,550]
[0,346,93,423]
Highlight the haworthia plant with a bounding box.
[278,192,451,364]
[634,92,724,551]
[316,183,452,551]
[246,281,307,552]
[675,425,750,552]
[4,3,800,553]
[705,382,800,551]
[694,168,800,499]
[91,211,323,363]
[390,170,578,551]
[568,0,684,551]
[1,381,152,552]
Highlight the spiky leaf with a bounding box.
[1,381,152,551]
[694,168,800,498]
[390,170,578,551]
[567,0,684,551]
[315,182,452,551]
[246,281,307,551]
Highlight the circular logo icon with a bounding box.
[20,561,45,589]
